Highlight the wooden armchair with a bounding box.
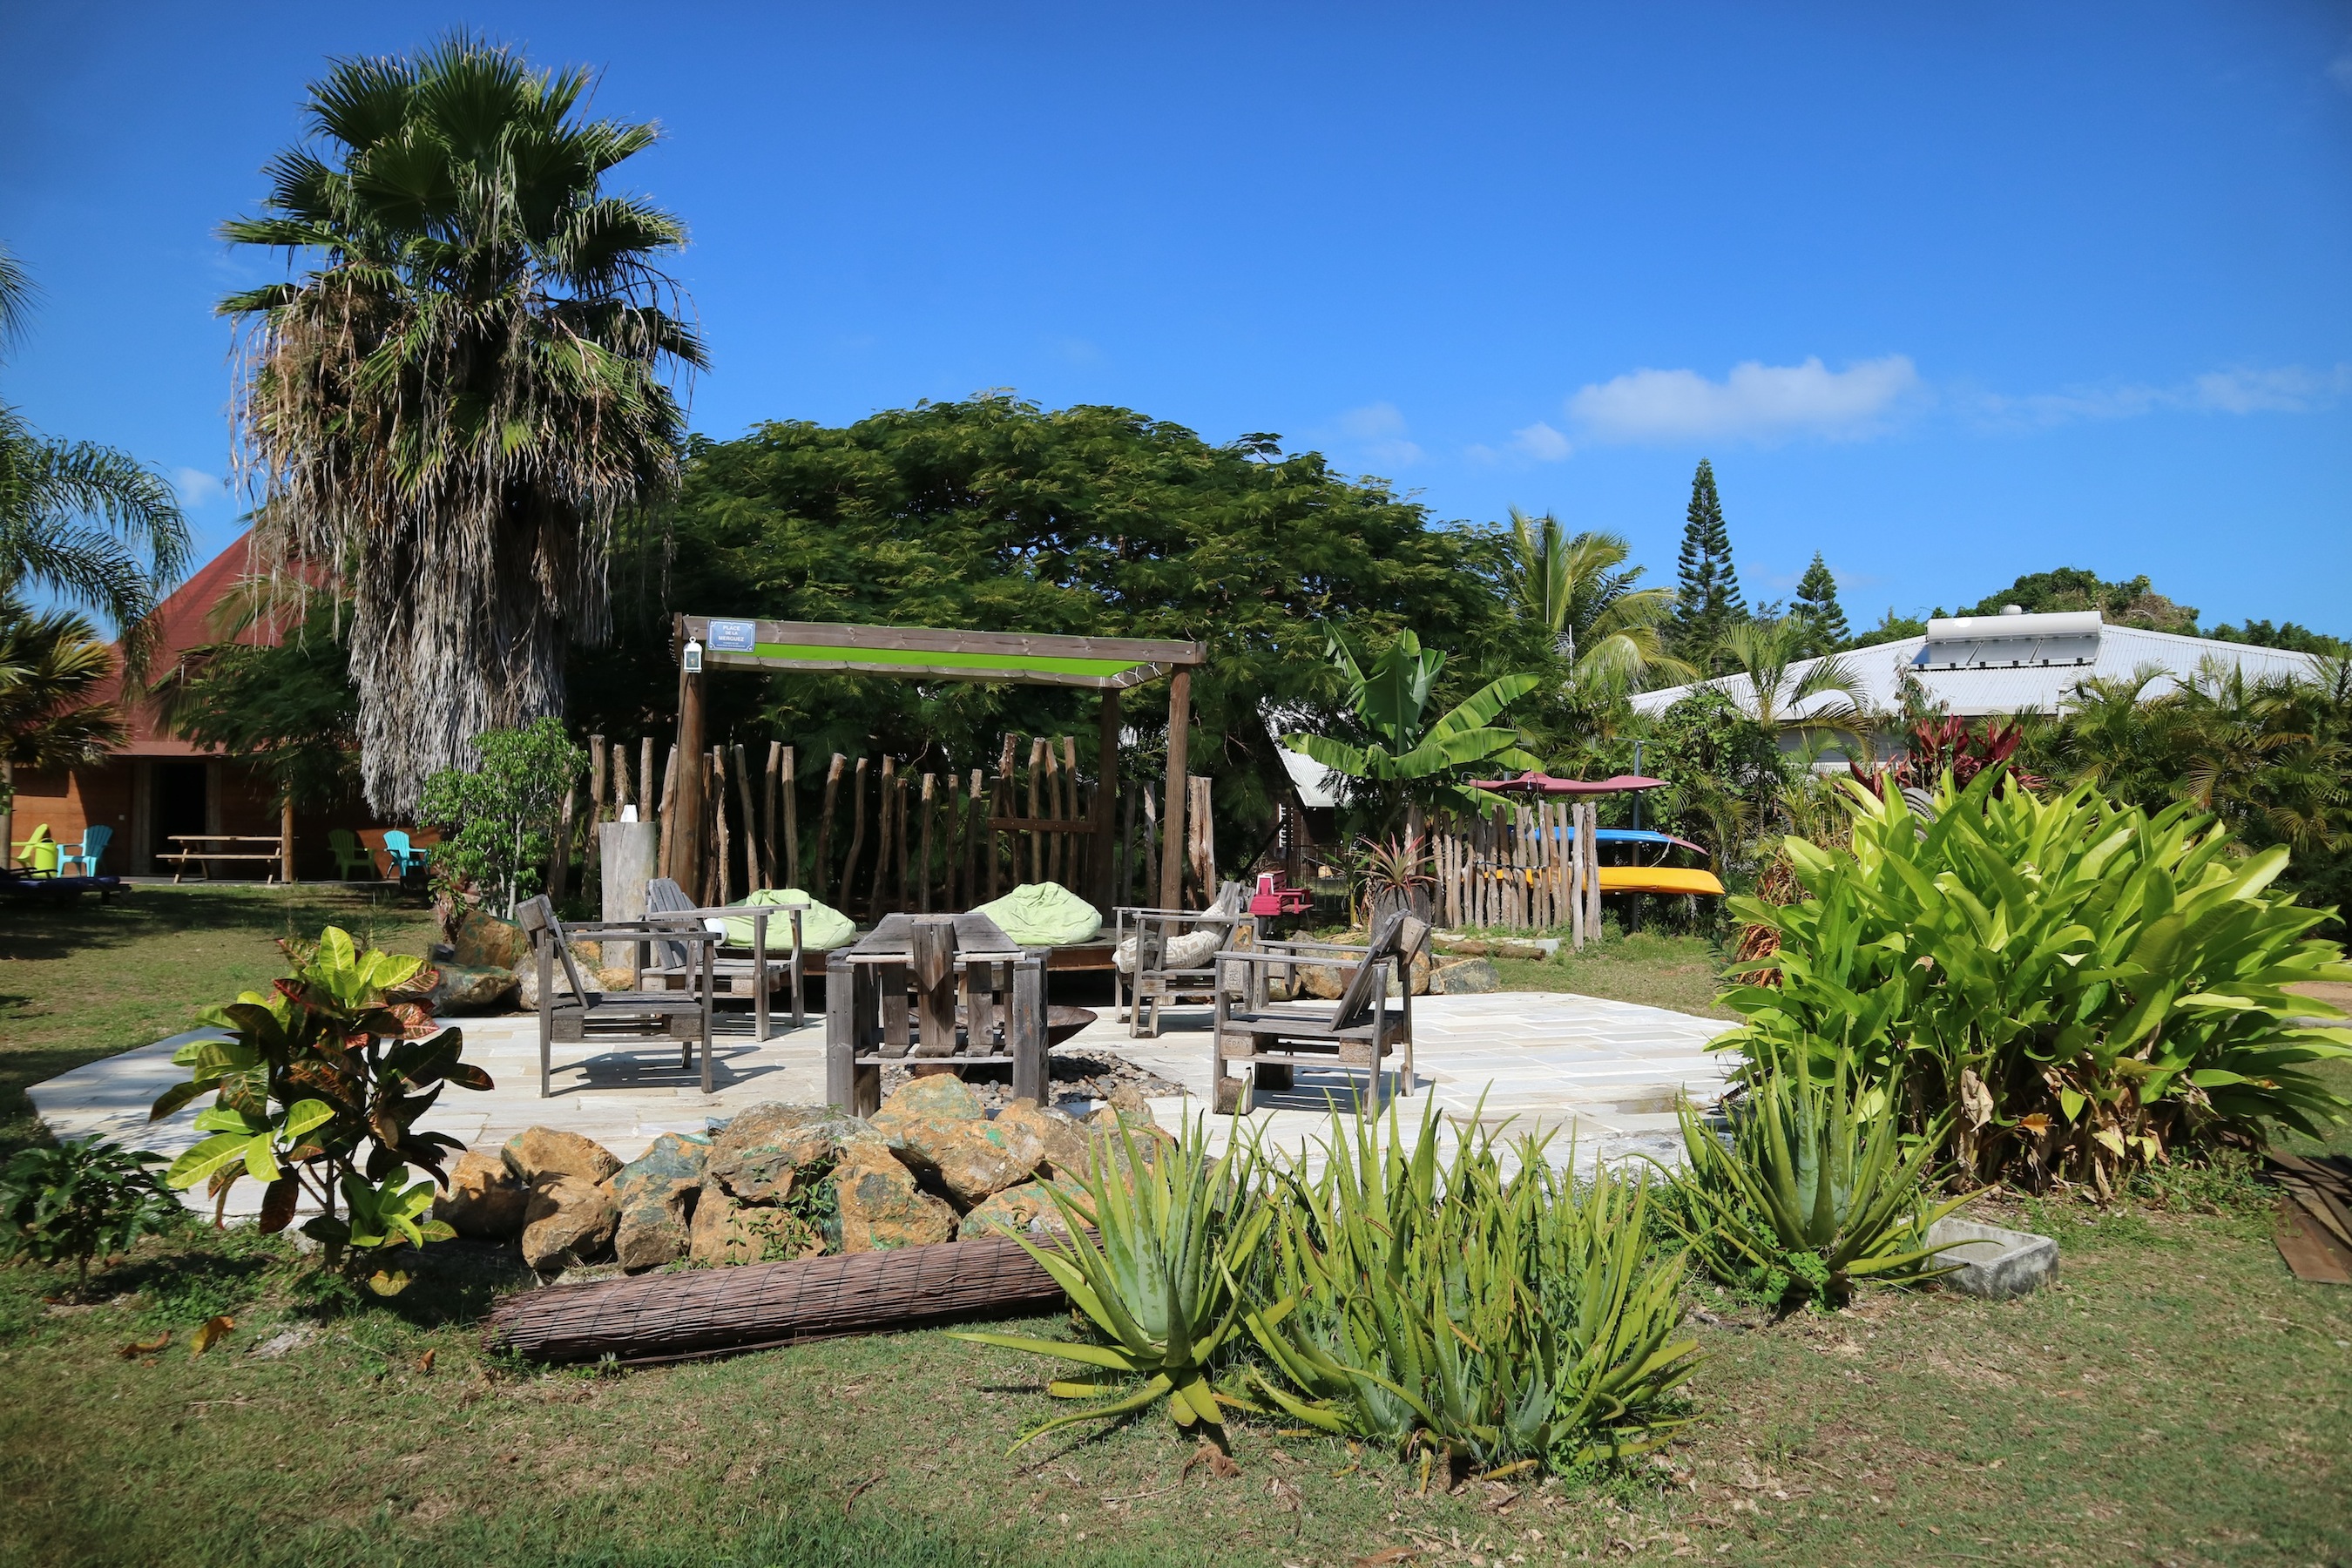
[1113,879,1254,1039]
[637,876,807,1040]
[516,895,722,1097]
[1208,910,1429,1115]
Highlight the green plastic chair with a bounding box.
[328,828,378,880]
[10,824,57,876]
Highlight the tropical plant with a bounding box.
[417,717,586,916]
[1352,832,1436,924]
[950,1120,1270,1450]
[0,595,124,816]
[220,33,706,816]
[1665,1054,1964,1311]
[1724,769,2352,1193]
[1246,1105,1697,1480]
[151,926,491,1294]
[1708,617,1865,730]
[0,244,189,672]
[1504,510,1688,696]
[1285,630,1539,832]
[0,1139,181,1296]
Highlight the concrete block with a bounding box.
[1926,1215,2058,1300]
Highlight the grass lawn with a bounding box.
[1,890,2348,1567]
[1490,929,1740,1021]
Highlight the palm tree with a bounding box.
[219,34,706,814]
[0,243,191,672]
[0,596,125,849]
[1710,618,1866,729]
[1504,509,1689,695]
[1284,628,1540,834]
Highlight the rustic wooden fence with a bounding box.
[1427,800,1605,946]
[571,733,1218,919]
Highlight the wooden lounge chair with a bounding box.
[1114,880,1254,1039]
[1209,909,1428,1115]
[638,876,807,1040]
[516,895,722,1097]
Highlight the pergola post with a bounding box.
[1092,687,1121,906]
[666,617,706,888]
[1159,665,1191,909]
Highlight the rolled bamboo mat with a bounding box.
[484,1234,1067,1366]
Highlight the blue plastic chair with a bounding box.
[380,829,428,877]
[58,824,112,876]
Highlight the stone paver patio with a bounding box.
[27,991,1740,1214]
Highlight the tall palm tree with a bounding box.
[1710,618,1866,729]
[0,596,125,849]
[1504,508,1688,694]
[219,35,706,814]
[0,243,191,672]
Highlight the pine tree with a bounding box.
[1669,458,1746,666]
[1791,551,1850,655]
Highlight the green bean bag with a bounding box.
[718,888,857,951]
[970,882,1103,947]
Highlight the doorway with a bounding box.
[152,761,208,864]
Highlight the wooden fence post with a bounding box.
[841,757,871,914]
[780,746,799,889]
[712,747,732,908]
[1159,666,1192,910]
[873,757,897,913]
[814,754,845,902]
[917,773,937,912]
[1093,691,1121,907]
[1186,774,1215,904]
[760,740,781,889]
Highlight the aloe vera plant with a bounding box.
[1668,1053,1965,1310]
[1245,1104,1698,1477]
[950,1119,1268,1449]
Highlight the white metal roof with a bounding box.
[1631,617,2325,722]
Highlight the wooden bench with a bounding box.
[824,912,1046,1118]
[517,895,724,1097]
[1209,910,1427,1115]
[159,835,287,882]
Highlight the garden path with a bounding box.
[25,991,1737,1216]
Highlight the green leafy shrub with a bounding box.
[417,716,586,916]
[0,1139,181,1295]
[1245,1105,1697,1479]
[1666,1056,1964,1311]
[151,926,493,1294]
[950,1121,1269,1450]
[1724,770,2352,1193]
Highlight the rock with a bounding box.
[958,1179,1078,1241]
[1432,956,1503,996]
[610,1133,711,1271]
[1105,1083,1157,1123]
[519,1176,618,1271]
[889,1114,1046,1206]
[452,909,527,970]
[502,1127,622,1186]
[833,1143,956,1252]
[435,1150,530,1240]
[687,1183,824,1266]
[1293,962,1348,1000]
[1923,1216,2058,1300]
[991,1100,1089,1179]
[427,963,519,1016]
[597,965,638,991]
[706,1103,882,1204]
[870,1073,986,1134]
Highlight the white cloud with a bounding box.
[1510,421,1572,461]
[1328,402,1423,468]
[172,468,225,508]
[1566,355,1920,444]
[1972,363,2351,428]
[2329,52,2352,91]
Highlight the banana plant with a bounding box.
[1284,629,1541,827]
[950,1119,1270,1450]
[151,925,490,1248]
[1667,1052,1966,1310]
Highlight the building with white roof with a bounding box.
[1630,608,2326,761]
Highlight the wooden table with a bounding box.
[158,834,287,882]
[824,913,1047,1116]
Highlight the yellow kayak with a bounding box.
[1598,865,1725,896]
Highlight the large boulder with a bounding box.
[1431,956,1502,996]
[705,1104,882,1204]
[434,1150,529,1240]
[991,1100,1089,1179]
[686,1184,824,1266]
[610,1133,711,1272]
[833,1143,956,1253]
[958,1179,1079,1241]
[451,909,527,970]
[869,1074,985,1136]
[426,963,519,1016]
[888,1114,1046,1206]
[502,1127,621,1186]
[519,1176,618,1271]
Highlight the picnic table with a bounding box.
[159,834,288,882]
[824,912,1049,1115]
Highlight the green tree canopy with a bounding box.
[1789,551,1850,655]
[1668,459,1746,667]
[1955,567,2196,633]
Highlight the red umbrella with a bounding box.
[1468,771,1667,795]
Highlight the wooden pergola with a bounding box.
[666,616,1209,909]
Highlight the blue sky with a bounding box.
[4,2,2349,634]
